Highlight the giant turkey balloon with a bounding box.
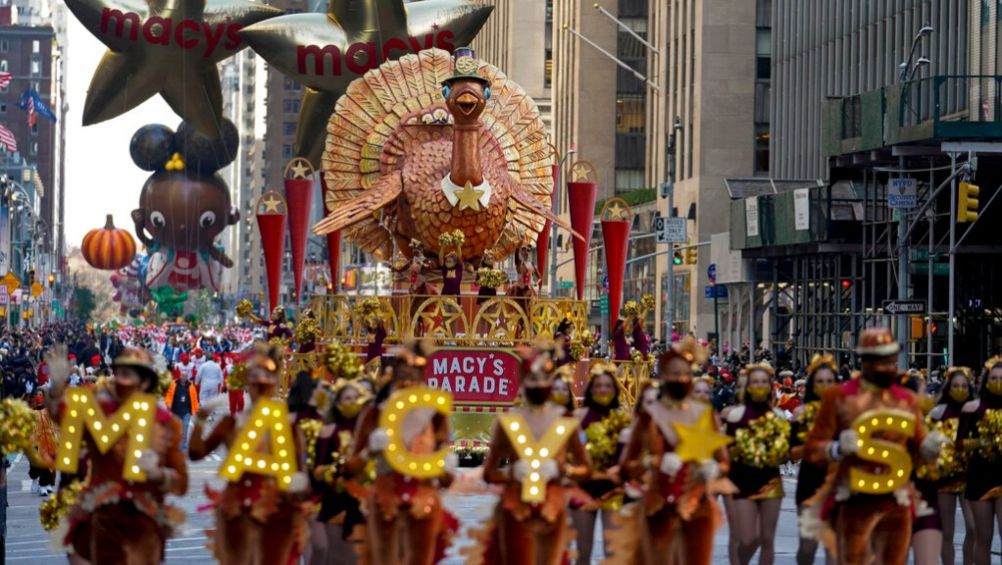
[130,119,240,293]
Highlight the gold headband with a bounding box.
[806,353,837,377]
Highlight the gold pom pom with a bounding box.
[39,481,84,530]
[320,341,362,381]
[0,398,35,455]
[296,317,319,344]
[917,416,966,481]
[226,363,247,391]
[732,412,791,468]
[585,411,633,469]
[476,267,507,289]
[623,300,640,319]
[976,409,1002,461]
[236,299,254,319]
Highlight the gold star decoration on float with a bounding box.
[65,0,281,134]
[287,157,313,180]
[456,181,484,211]
[477,299,525,340]
[607,202,627,220]
[418,299,463,337]
[672,408,733,463]
[238,0,494,166]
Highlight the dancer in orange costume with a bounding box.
[958,356,1002,565]
[481,342,592,565]
[188,342,310,564]
[46,346,188,564]
[620,337,730,565]
[346,341,458,565]
[804,328,944,565]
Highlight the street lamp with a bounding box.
[899,25,933,82]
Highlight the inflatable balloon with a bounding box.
[130,120,240,293]
[110,254,150,316]
[239,0,493,165]
[65,0,281,134]
[82,215,136,270]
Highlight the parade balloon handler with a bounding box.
[619,337,733,565]
[478,341,592,565]
[345,340,460,565]
[803,328,947,564]
[129,119,241,294]
[45,344,188,563]
[188,342,310,564]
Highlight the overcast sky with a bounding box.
[64,16,171,247]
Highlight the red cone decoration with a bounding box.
[321,172,341,293]
[566,161,599,300]
[284,158,314,302]
[601,198,631,330]
[255,191,288,312]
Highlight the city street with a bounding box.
[4,453,998,564]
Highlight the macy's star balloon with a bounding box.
[240,0,493,166]
[65,0,281,134]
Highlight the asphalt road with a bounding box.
[2,456,999,564]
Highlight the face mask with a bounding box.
[948,388,969,403]
[524,385,552,406]
[813,383,832,397]
[747,385,771,403]
[339,401,361,419]
[550,391,570,406]
[663,380,692,400]
[868,369,897,388]
[591,392,615,407]
[987,381,1002,396]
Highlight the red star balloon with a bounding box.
[240,0,493,166]
[66,0,282,134]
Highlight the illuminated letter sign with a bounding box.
[219,399,299,490]
[849,409,916,494]
[498,413,577,503]
[379,386,452,479]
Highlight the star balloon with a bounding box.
[672,408,733,463]
[66,0,282,134]
[240,0,494,167]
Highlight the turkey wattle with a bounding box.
[314,48,578,264]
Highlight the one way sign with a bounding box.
[882,300,926,314]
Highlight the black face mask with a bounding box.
[663,380,692,400]
[524,385,552,406]
[868,369,897,388]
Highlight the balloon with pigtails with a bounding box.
[129,119,241,293]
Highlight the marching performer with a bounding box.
[188,343,309,564]
[723,362,788,565]
[958,356,1002,565]
[481,342,592,564]
[46,346,188,563]
[620,337,730,565]
[346,340,458,565]
[791,353,837,565]
[804,328,943,564]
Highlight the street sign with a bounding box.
[883,299,926,314]
[558,280,575,290]
[888,178,917,208]
[602,275,609,290]
[707,263,717,284]
[0,286,8,305]
[705,285,728,300]
[599,294,609,314]
[654,216,687,244]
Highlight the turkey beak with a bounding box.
[455,92,479,116]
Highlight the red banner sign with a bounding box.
[425,349,521,404]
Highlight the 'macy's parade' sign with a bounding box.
[425,349,520,404]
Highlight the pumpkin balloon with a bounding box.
[82,215,136,270]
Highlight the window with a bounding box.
[0,103,6,114]
[32,40,39,54]
[283,98,301,113]
[283,121,296,135]
[30,60,40,76]
[0,40,8,53]
[30,123,37,136]
[30,142,37,155]
[282,144,292,159]
[754,125,769,175]
[0,60,7,72]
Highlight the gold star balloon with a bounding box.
[240,0,494,166]
[673,408,733,463]
[66,0,282,134]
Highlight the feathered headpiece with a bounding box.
[657,336,708,371]
[944,366,974,383]
[984,355,1002,371]
[744,361,775,378]
[806,353,837,377]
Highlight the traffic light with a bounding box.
[28,269,35,284]
[685,247,698,265]
[673,250,683,265]
[840,279,853,289]
[958,181,980,223]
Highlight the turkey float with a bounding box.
[314,47,579,264]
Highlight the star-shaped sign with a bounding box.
[672,408,733,463]
[607,202,627,220]
[286,157,313,180]
[66,0,281,134]
[239,0,494,166]
[455,181,484,212]
[256,191,288,215]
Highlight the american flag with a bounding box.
[0,72,11,90]
[0,123,17,153]
[26,95,35,128]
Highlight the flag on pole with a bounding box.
[17,89,56,123]
[0,123,18,153]
[0,73,11,90]
[26,95,35,128]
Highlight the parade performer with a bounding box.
[188,342,309,564]
[804,328,943,564]
[46,346,188,563]
[475,250,505,306]
[958,356,1002,565]
[346,340,459,565]
[903,369,943,565]
[723,362,788,565]
[439,231,464,297]
[790,354,837,565]
[408,240,431,296]
[550,366,577,414]
[570,362,629,564]
[927,366,975,565]
[295,309,320,354]
[239,300,294,344]
[612,318,631,362]
[620,337,730,565]
[481,342,592,564]
[309,379,366,565]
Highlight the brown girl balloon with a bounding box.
[129,120,240,293]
